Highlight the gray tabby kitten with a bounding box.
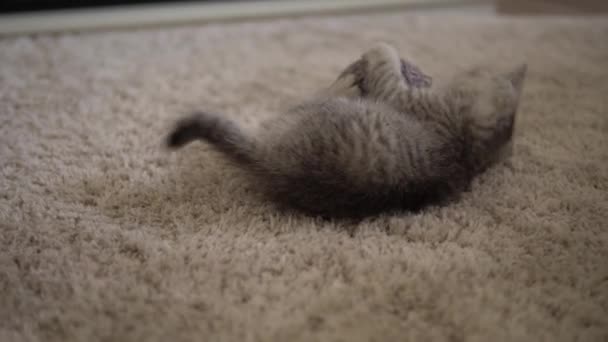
[166,43,526,218]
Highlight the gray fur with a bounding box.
[166,43,526,218]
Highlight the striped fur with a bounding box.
[166,43,526,218]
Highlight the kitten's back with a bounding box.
[250,98,469,216]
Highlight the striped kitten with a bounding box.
[166,43,526,218]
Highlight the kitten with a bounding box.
[353,44,526,174]
[166,43,526,218]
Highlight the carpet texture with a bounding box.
[1,11,608,342]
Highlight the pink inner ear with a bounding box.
[401,59,432,88]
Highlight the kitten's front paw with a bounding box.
[327,59,367,98]
[338,59,367,85]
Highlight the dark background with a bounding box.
[0,0,255,14]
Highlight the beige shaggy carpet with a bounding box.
[1,10,608,342]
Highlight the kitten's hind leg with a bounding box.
[321,43,431,103]
[357,43,443,126]
[359,42,410,104]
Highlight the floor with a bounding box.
[2,1,607,341]
[2,9,607,342]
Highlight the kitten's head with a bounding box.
[447,63,527,170]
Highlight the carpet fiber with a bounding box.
[1,11,607,342]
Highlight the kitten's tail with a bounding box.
[166,111,255,164]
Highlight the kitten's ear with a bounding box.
[505,63,527,93]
